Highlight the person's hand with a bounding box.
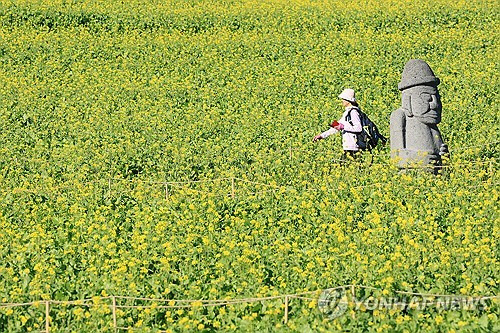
[331,120,344,130]
[313,135,322,142]
[333,122,344,131]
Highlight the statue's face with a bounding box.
[403,86,442,124]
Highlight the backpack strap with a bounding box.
[344,107,361,132]
[345,109,355,127]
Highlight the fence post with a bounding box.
[351,285,356,319]
[112,296,117,332]
[164,183,169,201]
[231,178,235,198]
[284,295,289,324]
[45,301,50,333]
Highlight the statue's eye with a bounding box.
[420,92,432,102]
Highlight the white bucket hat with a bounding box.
[338,88,356,103]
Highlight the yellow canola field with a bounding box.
[0,0,498,331]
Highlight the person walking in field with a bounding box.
[313,88,363,161]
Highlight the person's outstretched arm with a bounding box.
[313,127,339,142]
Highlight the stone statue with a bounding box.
[390,59,448,172]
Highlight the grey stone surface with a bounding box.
[390,59,448,172]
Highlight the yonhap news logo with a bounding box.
[318,287,349,319]
[318,287,490,320]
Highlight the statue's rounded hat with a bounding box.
[398,59,440,91]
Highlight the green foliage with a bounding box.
[0,0,498,331]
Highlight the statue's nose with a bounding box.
[429,95,439,110]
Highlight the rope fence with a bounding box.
[1,285,498,332]
[4,141,497,197]
[5,164,499,201]
[89,179,500,203]
[6,138,498,173]
[103,176,284,200]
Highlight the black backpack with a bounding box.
[346,108,387,151]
